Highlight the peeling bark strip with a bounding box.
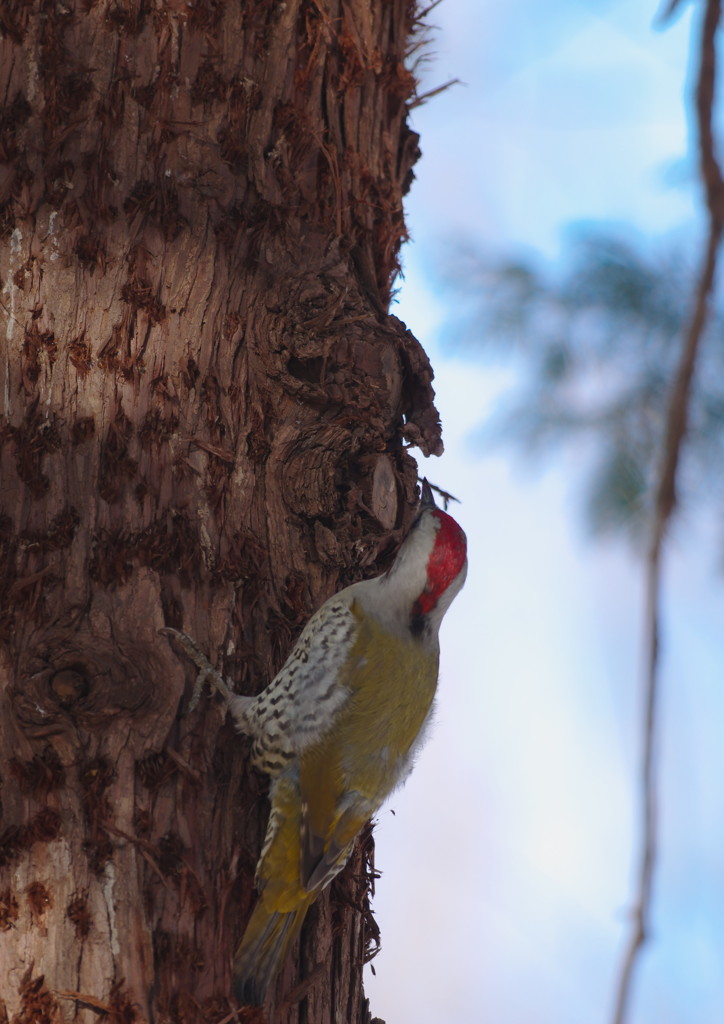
[0,2,437,1021]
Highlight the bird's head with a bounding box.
[383,480,468,638]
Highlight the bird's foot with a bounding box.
[160,627,235,711]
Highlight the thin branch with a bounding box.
[53,990,115,1015]
[409,77,462,109]
[412,0,446,25]
[611,3,724,1023]
[655,0,688,27]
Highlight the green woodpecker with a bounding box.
[164,480,467,1005]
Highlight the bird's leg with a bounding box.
[160,627,236,712]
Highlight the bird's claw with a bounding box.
[160,627,234,711]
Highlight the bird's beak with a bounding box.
[420,478,437,510]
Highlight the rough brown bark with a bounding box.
[0,2,441,1022]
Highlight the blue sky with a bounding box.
[364,3,724,1023]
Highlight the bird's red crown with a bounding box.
[417,508,467,615]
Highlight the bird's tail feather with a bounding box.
[232,900,310,1007]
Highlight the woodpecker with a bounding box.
[164,479,467,1006]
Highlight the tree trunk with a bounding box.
[0,1,441,1021]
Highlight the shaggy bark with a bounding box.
[0,2,441,1021]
